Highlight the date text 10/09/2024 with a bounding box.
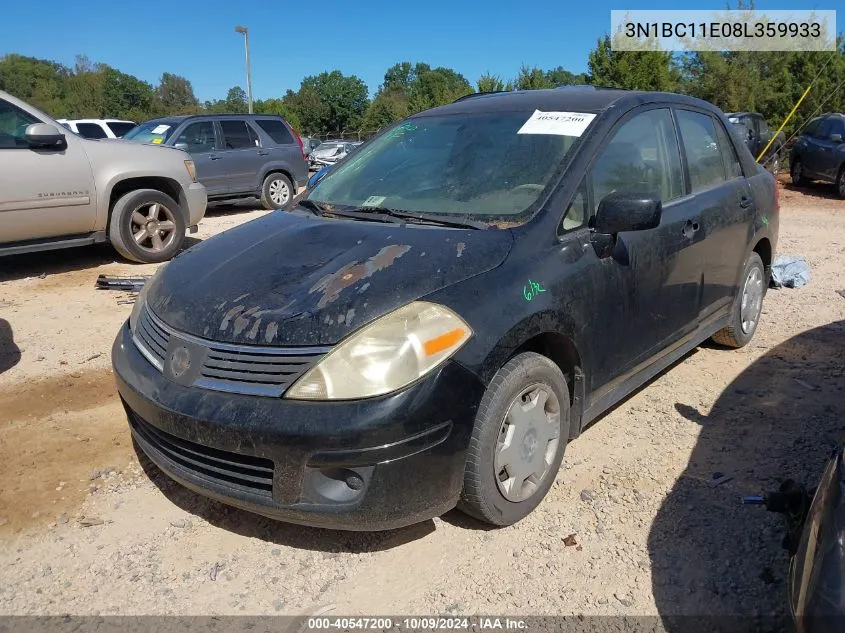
[624,21,822,39]
[307,617,529,630]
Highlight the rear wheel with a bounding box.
[712,252,766,349]
[108,189,186,263]
[260,172,293,210]
[791,159,808,186]
[836,166,845,199]
[459,352,570,526]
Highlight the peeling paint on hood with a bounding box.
[146,211,513,346]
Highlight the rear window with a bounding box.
[123,121,178,144]
[106,121,136,137]
[256,119,294,144]
[75,123,108,139]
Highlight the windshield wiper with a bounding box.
[297,199,325,216]
[352,207,487,230]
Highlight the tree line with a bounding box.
[1,34,843,142]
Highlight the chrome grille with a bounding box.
[132,304,328,397]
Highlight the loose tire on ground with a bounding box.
[458,352,570,527]
[712,252,766,349]
[259,172,294,210]
[108,189,186,264]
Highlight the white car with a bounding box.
[56,118,137,139]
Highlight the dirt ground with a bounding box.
[0,183,843,618]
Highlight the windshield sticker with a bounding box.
[362,195,386,208]
[523,279,547,301]
[151,124,170,134]
[517,110,596,137]
[151,138,163,144]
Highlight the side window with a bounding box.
[106,121,136,137]
[590,108,684,208]
[175,121,217,153]
[558,180,587,236]
[830,119,845,138]
[219,120,254,149]
[246,122,261,147]
[813,119,833,139]
[757,118,770,136]
[256,119,294,144]
[75,123,108,139]
[802,118,820,137]
[714,120,743,179]
[676,110,727,192]
[0,99,39,148]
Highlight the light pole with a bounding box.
[234,25,253,113]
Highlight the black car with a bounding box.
[790,113,845,198]
[726,111,785,174]
[112,87,779,531]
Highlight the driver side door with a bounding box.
[0,97,96,244]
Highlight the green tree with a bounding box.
[281,87,330,135]
[588,34,681,91]
[254,97,302,132]
[0,54,70,117]
[298,71,369,134]
[545,66,588,87]
[361,89,410,132]
[100,67,155,120]
[476,73,506,92]
[407,66,471,111]
[156,72,198,114]
[514,65,553,90]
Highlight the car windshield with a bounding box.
[123,121,179,144]
[308,111,588,222]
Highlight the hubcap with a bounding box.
[740,266,764,334]
[494,384,561,503]
[770,156,779,175]
[269,179,290,205]
[130,203,177,253]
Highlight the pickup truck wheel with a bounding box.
[791,159,808,186]
[712,252,765,349]
[260,172,293,210]
[767,151,781,175]
[108,189,186,263]
[836,166,845,199]
[458,352,570,527]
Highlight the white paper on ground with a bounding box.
[151,124,170,134]
[517,110,596,137]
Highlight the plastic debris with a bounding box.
[770,255,811,289]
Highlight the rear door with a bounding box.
[676,109,754,321]
[815,118,845,180]
[171,120,228,196]
[0,97,97,243]
[253,117,304,183]
[218,118,265,193]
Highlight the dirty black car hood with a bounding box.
[147,211,513,346]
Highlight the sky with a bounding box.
[0,0,833,102]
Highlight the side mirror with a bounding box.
[174,142,189,151]
[594,191,662,235]
[25,123,65,149]
[831,134,843,144]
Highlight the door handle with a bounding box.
[258,150,271,156]
[739,196,753,208]
[682,220,700,239]
[210,155,223,160]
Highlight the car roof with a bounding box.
[725,112,757,118]
[58,118,135,124]
[415,87,723,119]
[141,113,288,125]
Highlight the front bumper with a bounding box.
[183,182,208,226]
[112,322,485,530]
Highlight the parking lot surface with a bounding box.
[0,185,843,616]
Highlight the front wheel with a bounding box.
[767,150,781,176]
[712,252,766,349]
[458,352,570,526]
[260,172,294,210]
[108,189,186,263]
[791,159,808,186]
[836,166,845,199]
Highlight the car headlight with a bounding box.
[129,264,167,332]
[285,301,472,400]
[184,159,197,183]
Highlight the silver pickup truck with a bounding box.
[0,90,207,263]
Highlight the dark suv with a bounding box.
[113,88,779,531]
[790,113,845,198]
[124,114,309,209]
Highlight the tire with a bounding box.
[712,252,766,349]
[836,166,845,200]
[108,189,186,264]
[458,352,570,527]
[259,172,294,210]
[791,158,808,186]
[767,150,781,176]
